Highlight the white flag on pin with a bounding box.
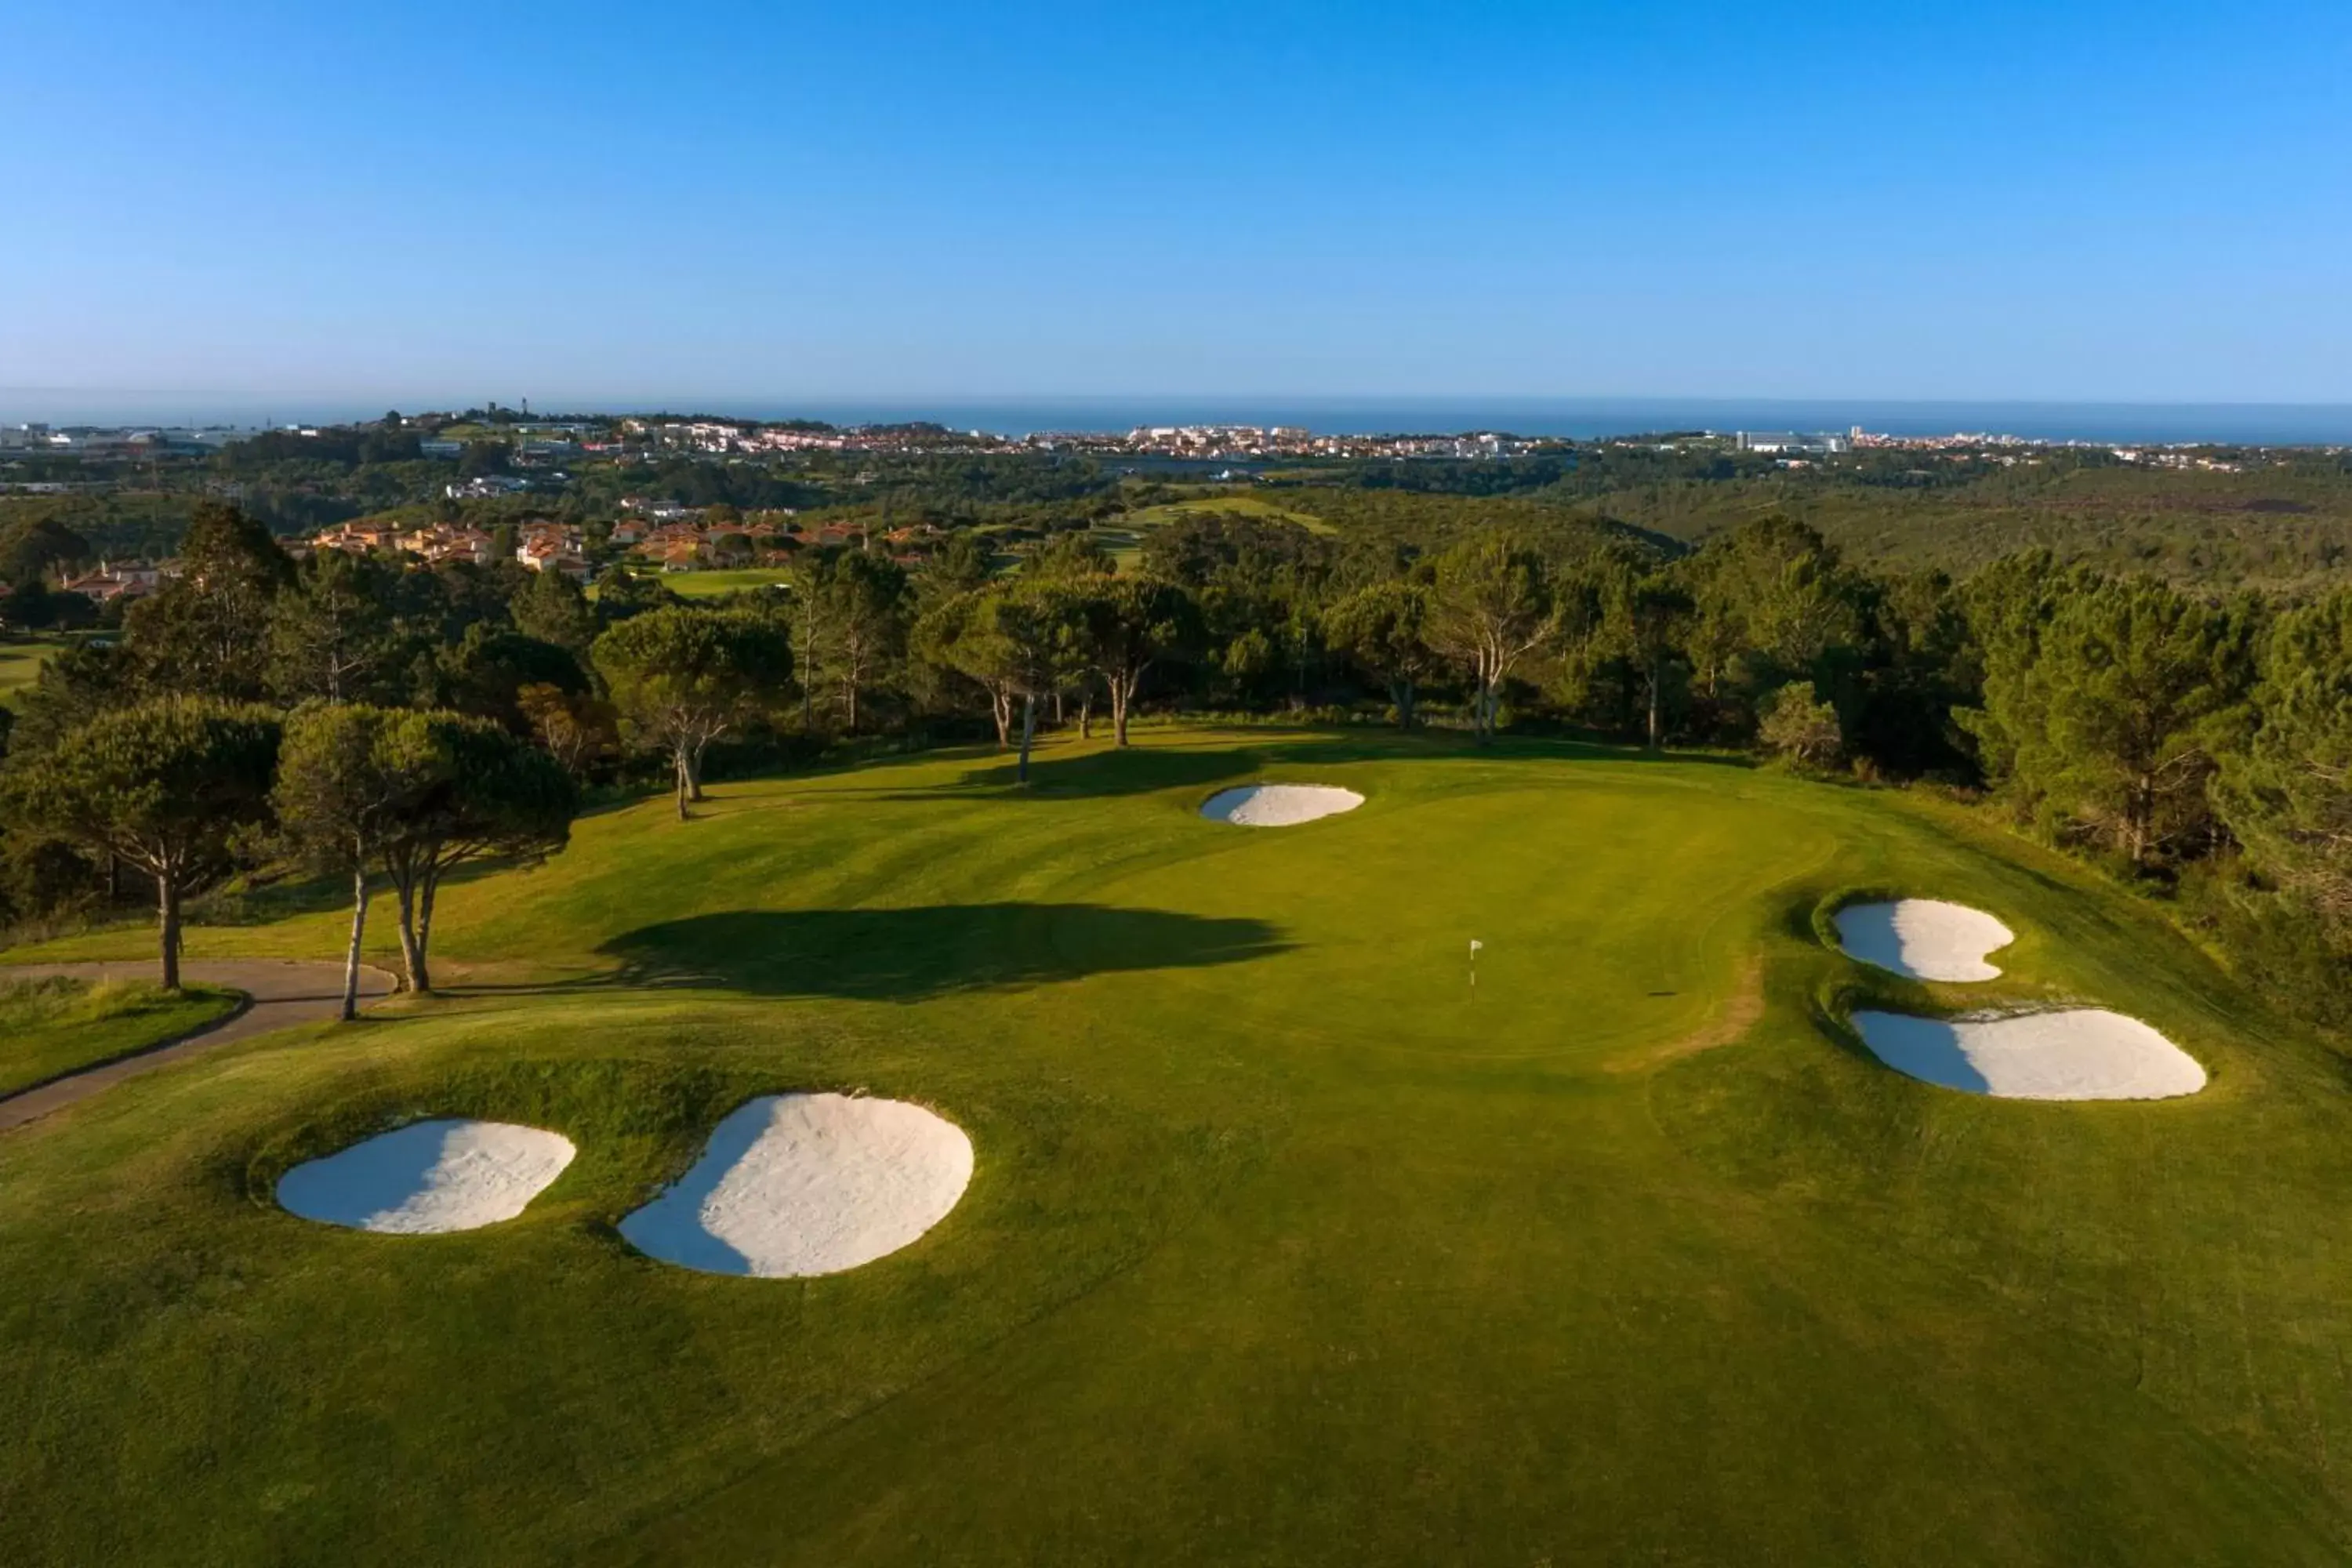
[1469,940,1483,955]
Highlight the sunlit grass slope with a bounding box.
[0,634,65,706]
[4,728,2351,1564]
[0,977,237,1096]
[627,567,794,599]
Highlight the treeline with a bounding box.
[214,426,425,472]
[0,506,610,1004]
[1960,554,2352,1018]
[2,502,2348,1024]
[0,517,101,629]
[30,423,2352,599]
[572,457,824,514]
[0,495,198,577]
[1559,455,2352,590]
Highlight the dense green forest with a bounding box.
[1557,459,2352,590]
[10,430,2352,585]
[4,420,2351,1024]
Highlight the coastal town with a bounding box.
[0,405,2330,641]
[5,408,2294,477]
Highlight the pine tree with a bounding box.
[2017,578,2252,866]
[2215,590,2352,931]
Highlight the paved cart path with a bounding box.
[0,960,396,1133]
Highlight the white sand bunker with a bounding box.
[1835,898,2016,982]
[619,1093,973,1278]
[1853,1009,2207,1100]
[278,1119,575,1233]
[1201,783,1364,826]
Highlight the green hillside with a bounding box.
[4,728,2350,1563]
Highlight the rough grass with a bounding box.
[5,728,2352,1563]
[0,976,239,1097]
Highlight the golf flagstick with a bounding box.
[1469,938,1482,993]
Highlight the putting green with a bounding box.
[3,728,2350,1564]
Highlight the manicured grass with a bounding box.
[0,976,238,1097]
[638,567,794,598]
[1117,491,1332,532]
[1102,491,1334,568]
[5,728,2352,1563]
[588,568,794,603]
[0,635,66,705]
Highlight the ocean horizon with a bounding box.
[5,391,2351,447]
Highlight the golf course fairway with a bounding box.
[5,727,2351,1565]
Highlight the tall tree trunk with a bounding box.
[156,870,181,992]
[992,689,1013,749]
[342,859,369,1022]
[393,875,425,993]
[686,739,707,802]
[800,622,816,730]
[1052,689,1064,725]
[675,750,692,820]
[1112,670,1137,746]
[1080,691,1093,741]
[1646,659,1663,750]
[416,873,440,995]
[1017,692,1036,785]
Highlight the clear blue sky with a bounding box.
[4,1,2347,408]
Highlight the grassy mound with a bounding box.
[3,728,2350,1563]
[0,976,239,1098]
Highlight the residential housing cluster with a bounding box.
[56,558,171,604]
[294,506,943,583]
[604,416,1562,463]
[307,521,501,567]
[1027,426,1555,460]
[612,510,790,571]
[307,517,595,578]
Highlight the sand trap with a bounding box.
[1200,783,1364,827]
[1835,899,2015,982]
[278,1119,575,1233]
[619,1093,973,1278]
[1852,1009,2207,1100]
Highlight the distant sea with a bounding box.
[5,391,2352,446]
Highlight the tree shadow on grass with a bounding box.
[201,852,542,929]
[795,730,1751,810]
[597,904,1291,1000]
[939,732,1753,798]
[953,744,1269,797]
[1469,731,1756,769]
